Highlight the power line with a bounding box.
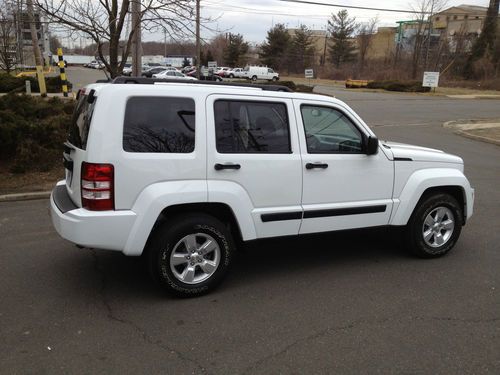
[277,0,428,14]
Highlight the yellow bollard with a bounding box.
[57,48,68,97]
[35,65,47,97]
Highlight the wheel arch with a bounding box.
[390,168,473,226]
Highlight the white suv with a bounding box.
[51,78,474,297]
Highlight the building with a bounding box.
[365,27,397,60]
[286,28,327,65]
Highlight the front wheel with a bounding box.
[251,75,257,81]
[272,76,278,81]
[146,213,234,297]
[405,193,462,258]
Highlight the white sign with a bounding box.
[201,67,209,76]
[423,71,440,87]
[305,69,314,79]
[208,61,217,68]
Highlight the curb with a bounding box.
[443,120,500,147]
[454,129,500,147]
[0,191,51,203]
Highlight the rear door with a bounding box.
[206,94,303,238]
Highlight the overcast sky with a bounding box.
[142,0,490,44]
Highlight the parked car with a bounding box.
[153,70,197,80]
[244,66,279,81]
[121,63,132,75]
[185,68,223,81]
[51,79,474,297]
[87,60,105,69]
[215,67,230,77]
[142,66,168,78]
[122,64,153,76]
[226,67,246,78]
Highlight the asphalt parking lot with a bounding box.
[1,84,499,374]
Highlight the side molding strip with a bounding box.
[261,211,302,222]
[303,205,387,219]
[260,205,387,222]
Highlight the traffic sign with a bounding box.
[305,69,314,79]
[422,71,440,88]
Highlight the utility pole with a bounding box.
[26,0,46,96]
[26,0,43,66]
[131,0,142,76]
[195,0,200,79]
[424,0,435,70]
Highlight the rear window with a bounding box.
[123,96,195,153]
[68,93,96,150]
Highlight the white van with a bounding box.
[243,66,279,81]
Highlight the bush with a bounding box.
[0,73,73,93]
[366,80,431,92]
[0,93,75,173]
[259,80,314,93]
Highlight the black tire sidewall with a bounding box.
[407,194,462,258]
[150,215,233,297]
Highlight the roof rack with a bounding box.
[110,76,293,92]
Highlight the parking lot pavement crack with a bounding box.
[89,249,211,374]
[242,315,499,373]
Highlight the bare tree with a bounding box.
[36,0,197,77]
[408,0,448,78]
[0,4,16,73]
[357,17,378,74]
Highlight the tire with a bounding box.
[251,75,257,81]
[272,76,278,81]
[146,213,234,297]
[405,193,462,258]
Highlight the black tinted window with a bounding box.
[301,105,363,153]
[123,97,195,153]
[214,100,290,153]
[68,93,96,150]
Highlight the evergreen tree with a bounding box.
[464,0,500,77]
[289,24,316,73]
[223,33,249,67]
[328,10,357,68]
[259,24,291,71]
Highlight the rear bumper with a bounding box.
[50,181,137,252]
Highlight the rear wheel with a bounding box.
[146,213,234,297]
[405,193,462,258]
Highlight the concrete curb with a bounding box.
[444,120,500,147]
[0,191,51,203]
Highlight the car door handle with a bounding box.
[306,162,328,170]
[214,163,241,171]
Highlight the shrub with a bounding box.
[366,80,431,92]
[0,93,75,172]
[0,73,73,93]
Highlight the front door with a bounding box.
[294,99,394,234]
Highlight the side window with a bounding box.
[268,68,274,73]
[214,100,291,153]
[123,97,195,153]
[300,105,363,153]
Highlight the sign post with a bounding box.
[305,68,314,86]
[422,71,439,93]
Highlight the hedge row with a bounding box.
[366,80,431,92]
[0,93,75,173]
[0,73,73,93]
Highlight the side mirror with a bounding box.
[366,136,379,155]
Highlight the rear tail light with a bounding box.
[81,162,114,211]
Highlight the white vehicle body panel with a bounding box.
[50,82,475,257]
